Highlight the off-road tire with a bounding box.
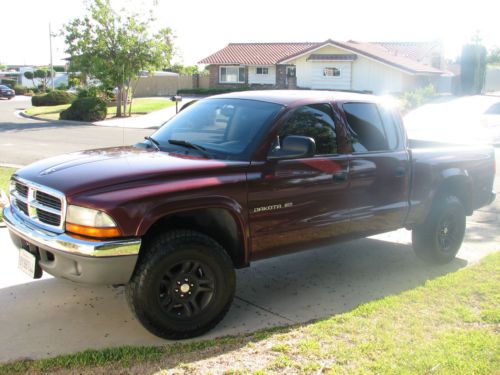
[126,230,235,339]
[412,195,466,264]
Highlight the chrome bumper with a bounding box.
[3,205,141,285]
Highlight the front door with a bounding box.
[248,103,351,259]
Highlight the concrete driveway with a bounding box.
[0,204,498,361]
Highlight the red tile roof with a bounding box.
[198,43,318,65]
[373,41,441,63]
[199,40,443,75]
[337,40,443,74]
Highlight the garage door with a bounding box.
[311,62,351,90]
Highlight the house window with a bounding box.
[220,66,245,83]
[256,67,269,75]
[323,67,341,77]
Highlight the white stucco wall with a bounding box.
[351,56,407,94]
[248,65,276,85]
[289,44,417,94]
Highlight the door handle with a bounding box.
[332,171,348,182]
[395,167,406,177]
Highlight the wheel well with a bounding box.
[142,208,247,268]
[434,177,472,215]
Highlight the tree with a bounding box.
[23,71,36,88]
[0,63,6,71]
[170,64,200,75]
[460,43,487,95]
[34,69,54,91]
[62,0,174,117]
[487,47,500,65]
[23,69,54,91]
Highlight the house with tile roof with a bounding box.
[199,40,447,94]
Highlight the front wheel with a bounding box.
[126,230,235,339]
[412,195,466,264]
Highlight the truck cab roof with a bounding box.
[211,90,383,107]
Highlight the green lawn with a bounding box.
[25,98,175,121]
[1,252,498,374]
[0,167,16,221]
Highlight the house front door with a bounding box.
[286,66,297,89]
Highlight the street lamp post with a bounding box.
[49,23,55,90]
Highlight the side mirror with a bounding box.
[268,135,316,160]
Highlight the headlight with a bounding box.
[66,205,121,238]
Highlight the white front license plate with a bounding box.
[18,249,37,278]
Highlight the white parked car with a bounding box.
[404,95,500,146]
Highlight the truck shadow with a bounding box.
[0,237,467,363]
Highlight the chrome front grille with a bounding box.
[9,178,66,232]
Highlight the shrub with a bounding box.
[57,83,68,90]
[68,76,81,88]
[13,85,28,95]
[31,90,77,106]
[60,97,107,122]
[77,86,99,98]
[400,84,437,113]
[1,79,16,88]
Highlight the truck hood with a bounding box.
[14,146,248,197]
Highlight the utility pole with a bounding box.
[49,22,55,90]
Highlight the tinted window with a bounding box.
[152,98,283,160]
[278,104,337,155]
[377,106,399,150]
[343,102,388,152]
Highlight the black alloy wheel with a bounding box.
[126,230,235,339]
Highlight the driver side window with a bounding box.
[278,104,337,155]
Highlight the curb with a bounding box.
[0,163,24,169]
[18,110,160,129]
[18,111,93,126]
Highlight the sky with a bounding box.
[1,0,499,67]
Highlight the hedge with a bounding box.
[31,90,77,106]
[13,85,29,95]
[60,97,107,122]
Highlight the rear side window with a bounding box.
[377,106,400,150]
[343,102,391,152]
[278,104,337,155]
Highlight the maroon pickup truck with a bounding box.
[4,90,496,339]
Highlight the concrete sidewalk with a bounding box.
[93,97,198,129]
[0,205,498,362]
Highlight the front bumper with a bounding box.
[3,205,141,285]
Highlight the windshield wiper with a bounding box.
[168,139,211,158]
[144,136,161,151]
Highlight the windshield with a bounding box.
[151,98,283,160]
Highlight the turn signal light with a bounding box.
[66,223,121,238]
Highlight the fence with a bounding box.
[132,74,210,97]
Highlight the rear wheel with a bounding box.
[412,195,466,264]
[126,230,235,339]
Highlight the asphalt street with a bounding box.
[0,95,498,361]
[0,96,153,166]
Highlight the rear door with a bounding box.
[341,102,411,234]
[247,103,351,258]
